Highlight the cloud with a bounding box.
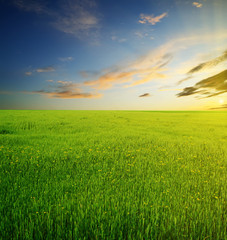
[84,70,139,89]
[209,104,227,110]
[30,81,101,99]
[134,32,144,38]
[13,0,46,13]
[134,29,154,40]
[46,79,54,82]
[139,93,151,97]
[192,2,203,8]
[177,69,227,98]
[83,33,227,92]
[139,12,167,25]
[187,50,227,74]
[177,49,227,85]
[36,66,55,73]
[25,71,32,76]
[13,0,100,40]
[159,88,183,92]
[84,68,167,90]
[58,57,74,62]
[125,72,166,88]
[80,70,99,78]
[84,48,173,90]
[50,0,99,39]
[57,80,71,84]
[111,36,127,43]
[32,90,101,99]
[177,76,192,85]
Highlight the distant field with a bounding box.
[0,110,226,239]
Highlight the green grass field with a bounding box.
[0,110,226,239]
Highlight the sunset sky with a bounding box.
[0,0,227,110]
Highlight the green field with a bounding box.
[0,110,226,239]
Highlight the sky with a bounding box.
[0,0,227,110]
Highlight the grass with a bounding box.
[0,110,226,239]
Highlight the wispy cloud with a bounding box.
[192,2,203,8]
[177,49,227,85]
[58,57,74,62]
[51,0,99,39]
[36,66,55,73]
[159,88,183,92]
[209,104,227,110]
[84,48,173,90]
[83,33,227,91]
[25,71,32,76]
[13,0,46,13]
[13,0,100,40]
[80,70,99,78]
[46,79,54,82]
[111,36,127,43]
[177,69,227,98]
[57,80,70,84]
[134,29,154,40]
[82,33,227,94]
[139,93,151,97]
[125,72,166,88]
[187,50,227,74]
[139,12,167,25]
[32,90,101,99]
[30,80,101,99]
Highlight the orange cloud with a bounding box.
[57,80,70,85]
[31,80,101,99]
[193,2,203,8]
[25,72,32,76]
[139,12,167,25]
[84,33,227,93]
[32,90,102,99]
[84,47,173,90]
[84,70,139,89]
[125,72,166,88]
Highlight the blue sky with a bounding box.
[0,0,227,110]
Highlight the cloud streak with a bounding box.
[84,50,172,90]
[13,0,46,13]
[51,0,99,39]
[83,33,227,91]
[192,2,203,8]
[31,80,101,99]
[139,12,167,25]
[139,93,150,97]
[177,49,227,85]
[209,104,227,110]
[13,0,100,40]
[25,71,32,76]
[36,66,55,73]
[187,50,227,75]
[58,57,74,62]
[32,90,101,99]
[177,69,227,98]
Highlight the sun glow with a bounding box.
[219,99,224,104]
